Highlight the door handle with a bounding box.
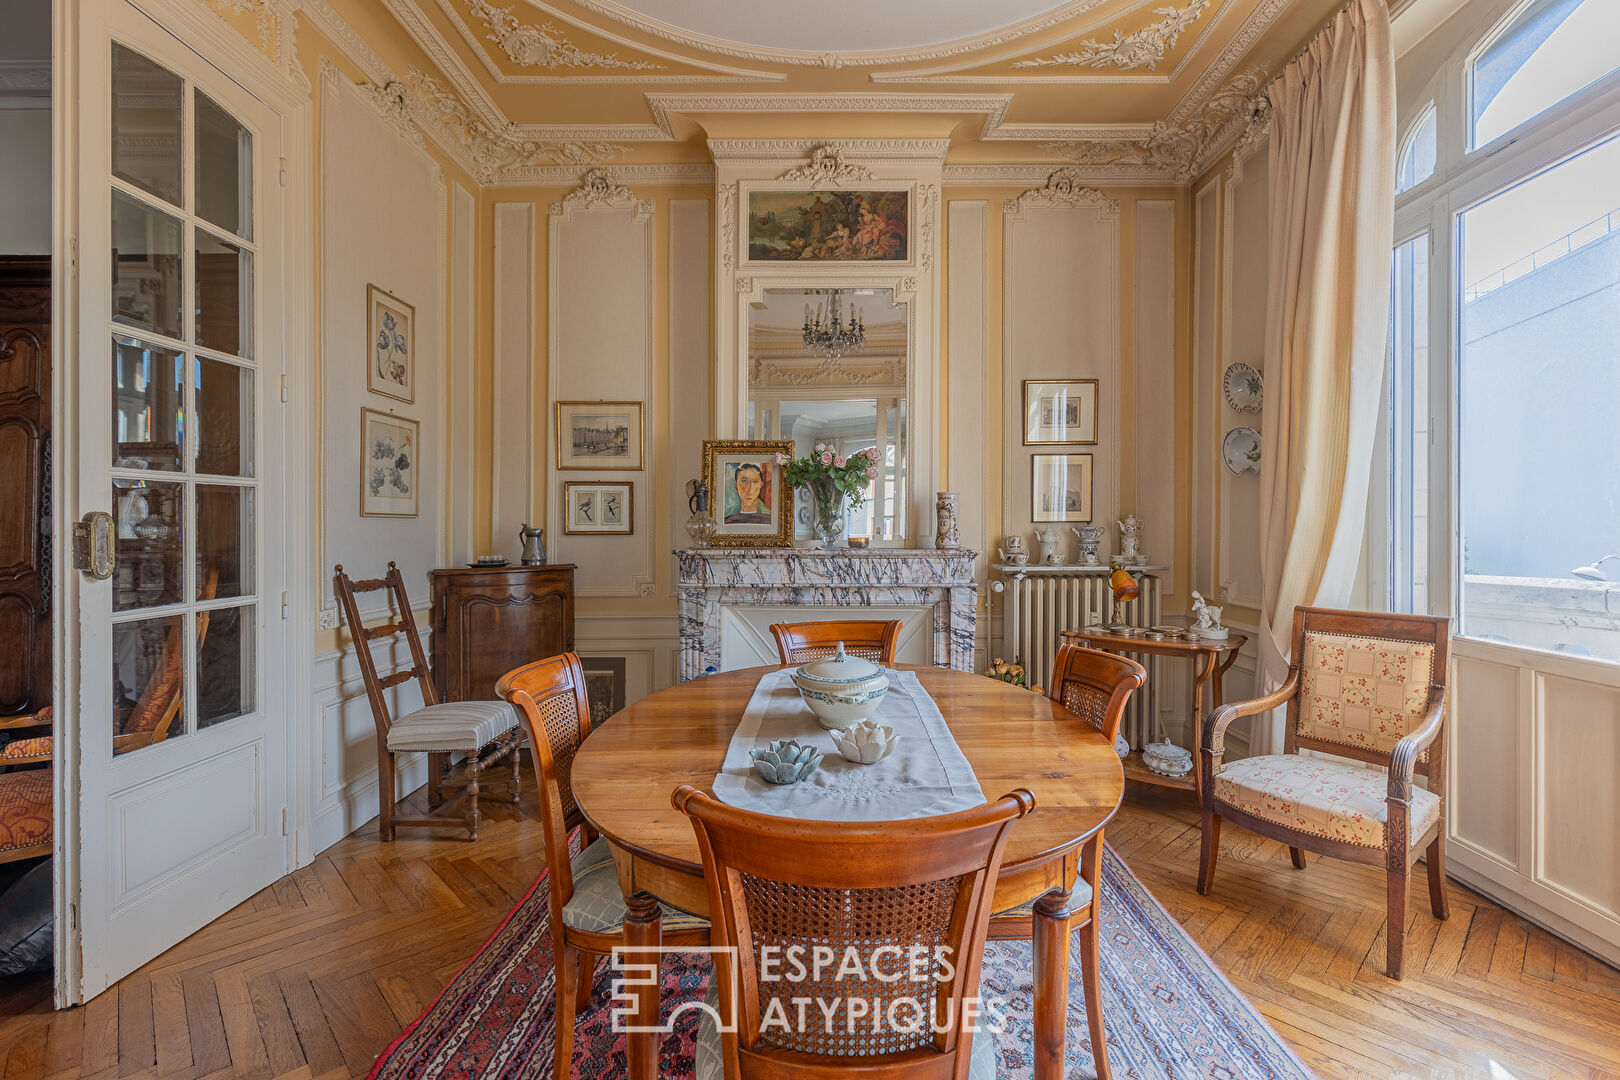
[73,511,115,580]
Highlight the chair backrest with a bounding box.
[120,563,221,750]
[1047,644,1146,746]
[333,562,438,744]
[495,653,594,917]
[769,620,902,666]
[673,785,1033,1078]
[1284,606,1451,782]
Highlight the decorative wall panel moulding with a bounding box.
[1013,0,1211,70]
[917,184,939,271]
[465,0,662,70]
[494,162,714,186]
[776,145,875,185]
[550,168,653,219]
[707,138,953,166]
[193,0,309,93]
[1003,169,1120,217]
[718,183,737,271]
[649,94,1011,140]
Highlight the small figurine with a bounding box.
[1033,526,1064,565]
[1190,590,1228,640]
[1117,515,1143,565]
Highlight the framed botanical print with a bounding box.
[360,408,419,517]
[1031,453,1093,523]
[1023,379,1098,445]
[556,401,645,470]
[367,285,415,403]
[703,439,794,548]
[563,482,633,535]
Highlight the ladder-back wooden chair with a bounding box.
[982,643,1144,1080]
[1198,605,1451,978]
[770,619,902,665]
[334,563,522,841]
[497,654,709,1080]
[673,784,1034,1080]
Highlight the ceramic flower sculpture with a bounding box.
[830,720,901,764]
[749,739,823,784]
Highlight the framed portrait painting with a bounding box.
[1031,453,1093,523]
[367,285,414,403]
[745,189,910,263]
[556,401,644,470]
[703,439,793,548]
[563,482,633,535]
[1023,379,1098,445]
[360,408,419,517]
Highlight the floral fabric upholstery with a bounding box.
[1213,755,1440,848]
[1298,631,1434,758]
[2,737,53,760]
[561,837,708,934]
[0,769,52,855]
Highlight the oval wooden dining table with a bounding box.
[571,664,1125,1080]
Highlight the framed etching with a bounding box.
[1031,453,1093,523]
[1023,379,1098,445]
[746,189,910,263]
[563,482,633,535]
[703,439,794,548]
[556,401,644,470]
[360,408,419,517]
[367,285,415,403]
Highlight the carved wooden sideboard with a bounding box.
[0,257,51,719]
[429,565,576,702]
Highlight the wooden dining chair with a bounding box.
[334,563,523,841]
[497,654,709,1080]
[982,643,1144,1080]
[1198,606,1451,978]
[672,784,1034,1080]
[769,619,902,665]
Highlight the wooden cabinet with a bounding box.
[429,565,576,702]
[0,257,51,719]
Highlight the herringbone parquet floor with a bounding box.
[1,784,1617,1079]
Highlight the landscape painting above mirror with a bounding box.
[748,190,908,262]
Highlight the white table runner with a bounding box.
[711,668,985,822]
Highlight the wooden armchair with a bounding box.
[769,619,902,666]
[672,783,1033,1080]
[1198,606,1451,978]
[334,563,522,841]
[497,654,708,1080]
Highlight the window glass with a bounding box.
[112,43,182,206]
[1471,0,1620,148]
[1388,234,1430,613]
[1458,134,1620,660]
[1397,106,1437,193]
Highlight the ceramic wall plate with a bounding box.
[1223,363,1263,413]
[1223,426,1262,475]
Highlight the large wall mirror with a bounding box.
[747,286,909,543]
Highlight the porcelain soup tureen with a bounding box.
[791,642,890,730]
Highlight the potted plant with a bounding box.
[778,443,882,548]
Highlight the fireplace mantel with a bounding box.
[675,548,979,680]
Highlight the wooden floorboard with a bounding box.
[0,784,1616,1078]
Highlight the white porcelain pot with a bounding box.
[791,642,890,730]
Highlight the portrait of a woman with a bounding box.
[725,462,773,525]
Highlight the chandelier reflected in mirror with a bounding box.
[801,289,865,359]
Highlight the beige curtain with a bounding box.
[1254,0,1397,753]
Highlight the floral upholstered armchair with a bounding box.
[1197,606,1451,979]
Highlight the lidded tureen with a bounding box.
[791,642,890,730]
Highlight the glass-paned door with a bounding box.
[72,0,287,1001]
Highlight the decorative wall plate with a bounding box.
[1223,426,1261,475]
[1223,362,1263,413]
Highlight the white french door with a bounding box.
[67,0,289,999]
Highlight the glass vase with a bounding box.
[806,477,847,549]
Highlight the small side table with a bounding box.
[1060,627,1248,801]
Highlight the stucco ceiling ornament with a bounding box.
[776,145,876,187]
[210,0,278,53]
[554,168,648,215]
[466,0,663,71]
[1005,169,1119,216]
[1012,1,1211,71]
[719,184,737,271]
[358,78,426,149]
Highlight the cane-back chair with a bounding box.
[334,563,522,841]
[673,784,1035,1080]
[1198,606,1451,978]
[498,654,708,1080]
[769,619,902,666]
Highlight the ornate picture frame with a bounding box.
[556,400,645,470]
[1023,379,1098,445]
[703,439,794,548]
[1031,453,1093,523]
[366,284,415,403]
[563,481,633,535]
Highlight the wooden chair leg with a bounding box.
[1426,837,1450,920]
[426,751,445,808]
[553,944,577,1080]
[509,743,523,802]
[1197,811,1220,894]
[1289,846,1307,870]
[575,950,596,1010]
[1077,913,1111,1080]
[377,750,396,842]
[1386,863,1409,979]
[463,754,482,841]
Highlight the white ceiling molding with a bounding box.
[466,0,663,69]
[706,138,952,168]
[492,161,714,186]
[1164,0,1287,125]
[649,93,1013,140]
[380,0,513,127]
[1003,169,1121,216]
[1011,0,1210,70]
[186,0,310,96]
[427,0,784,82]
[0,61,50,108]
[943,163,1173,185]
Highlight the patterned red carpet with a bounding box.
[369,844,1318,1079]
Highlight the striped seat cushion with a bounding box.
[992,876,1093,919]
[562,838,708,935]
[385,701,519,753]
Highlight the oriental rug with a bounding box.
[369,845,1318,1079]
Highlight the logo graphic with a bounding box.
[611,946,739,1034]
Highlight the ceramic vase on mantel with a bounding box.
[805,476,847,549]
[935,491,960,549]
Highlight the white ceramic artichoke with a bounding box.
[749,739,823,784]
[830,720,900,765]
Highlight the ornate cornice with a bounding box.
[1013,1,1211,71]
[550,168,652,218]
[466,0,662,70]
[0,61,51,103]
[1004,170,1120,217]
[708,137,953,166]
[775,145,876,185]
[494,162,712,187]
[1166,0,1288,125]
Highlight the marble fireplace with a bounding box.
[675,549,979,680]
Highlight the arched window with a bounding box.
[1396,104,1437,193]
[1469,0,1620,149]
